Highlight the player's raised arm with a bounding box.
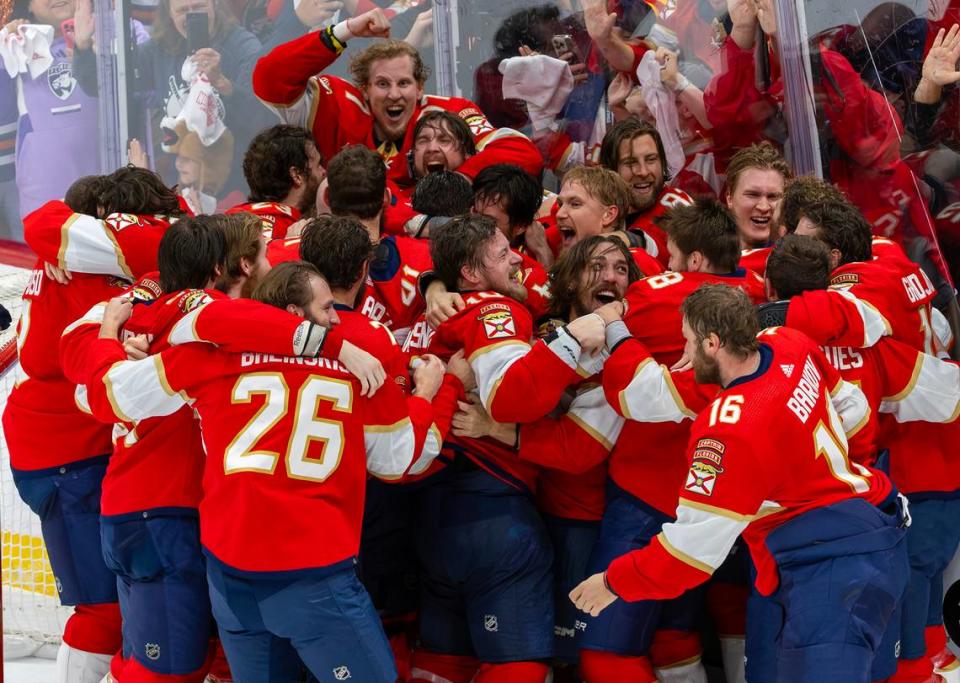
[253,9,390,126]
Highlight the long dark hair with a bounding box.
[548,235,640,319]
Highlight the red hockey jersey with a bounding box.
[605,327,889,601]
[253,32,543,189]
[428,291,586,490]
[60,286,333,515]
[359,235,432,345]
[627,187,694,268]
[226,201,301,240]
[4,202,177,470]
[266,235,303,265]
[83,339,437,573]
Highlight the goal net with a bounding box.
[0,263,72,660]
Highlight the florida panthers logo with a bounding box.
[48,63,76,100]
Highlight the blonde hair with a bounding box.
[562,167,633,230]
[349,40,430,88]
[724,142,793,196]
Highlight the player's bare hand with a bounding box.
[452,394,494,439]
[285,218,309,238]
[295,0,343,29]
[523,221,554,269]
[404,9,433,49]
[566,312,606,356]
[123,334,150,360]
[425,280,465,328]
[583,0,617,44]
[346,7,390,39]
[670,353,692,372]
[594,299,626,326]
[44,262,72,285]
[338,340,386,397]
[412,353,445,401]
[127,139,149,168]
[923,24,960,88]
[445,349,476,391]
[570,572,618,616]
[99,296,133,339]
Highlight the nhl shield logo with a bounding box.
[484,614,499,632]
[332,665,351,680]
[48,63,77,101]
[145,643,161,661]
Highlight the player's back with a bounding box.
[360,235,432,345]
[226,202,300,240]
[169,348,416,573]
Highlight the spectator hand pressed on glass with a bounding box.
[917,24,960,104]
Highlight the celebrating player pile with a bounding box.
[6,3,960,683]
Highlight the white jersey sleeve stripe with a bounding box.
[660,501,749,574]
[565,385,625,450]
[619,358,697,423]
[59,213,131,278]
[880,353,960,423]
[829,378,871,438]
[102,356,187,423]
[364,419,417,480]
[836,289,891,346]
[469,341,530,413]
[408,424,443,476]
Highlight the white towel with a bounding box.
[635,51,686,179]
[170,57,227,147]
[499,54,574,131]
[0,23,54,79]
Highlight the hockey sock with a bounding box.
[651,629,707,683]
[408,651,479,683]
[62,603,123,655]
[473,661,550,682]
[928,626,960,682]
[719,637,746,683]
[579,649,657,683]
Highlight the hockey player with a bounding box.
[58,214,353,683]
[599,118,694,266]
[5,168,183,683]
[568,200,763,683]
[226,125,326,239]
[793,200,960,682]
[252,8,542,191]
[572,284,910,683]
[723,142,792,263]
[409,214,606,683]
[762,234,960,681]
[324,144,433,347]
[78,262,445,682]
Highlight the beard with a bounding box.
[632,177,665,212]
[692,346,722,385]
[240,264,266,299]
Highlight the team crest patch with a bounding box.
[481,309,515,339]
[179,290,211,312]
[684,438,725,497]
[47,62,76,100]
[830,272,860,287]
[105,213,143,232]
